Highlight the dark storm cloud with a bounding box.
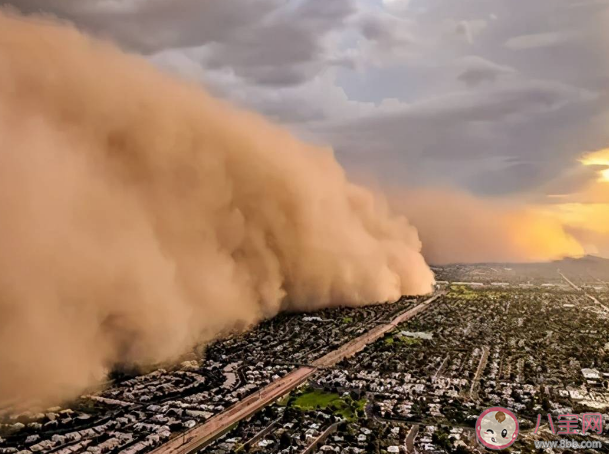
[338,0,609,195]
[5,0,275,51]
[325,80,593,148]
[319,78,598,193]
[358,12,412,46]
[456,56,515,87]
[5,0,356,86]
[6,0,609,198]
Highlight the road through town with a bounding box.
[152,292,442,454]
[559,271,609,314]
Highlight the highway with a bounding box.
[151,367,316,454]
[559,271,609,314]
[152,292,442,454]
[313,293,442,368]
[469,345,490,401]
[405,424,420,454]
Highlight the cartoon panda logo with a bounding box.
[476,407,519,450]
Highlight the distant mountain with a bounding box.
[550,255,609,281]
[555,254,609,265]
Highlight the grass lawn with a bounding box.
[291,388,366,421]
[384,334,421,346]
[293,389,341,409]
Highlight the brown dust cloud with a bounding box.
[0,11,434,408]
[394,189,584,265]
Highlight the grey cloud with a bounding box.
[6,0,356,87]
[358,12,413,47]
[315,78,598,193]
[382,0,411,15]
[325,79,590,147]
[294,0,356,30]
[348,10,415,65]
[505,32,574,50]
[453,19,488,44]
[456,56,515,87]
[567,0,609,9]
[6,0,277,52]
[5,0,609,199]
[467,162,542,195]
[394,80,593,123]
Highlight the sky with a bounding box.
[7,0,609,258]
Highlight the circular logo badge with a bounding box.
[476,406,519,450]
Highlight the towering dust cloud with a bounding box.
[0,12,433,408]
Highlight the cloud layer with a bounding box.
[9,0,609,200]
